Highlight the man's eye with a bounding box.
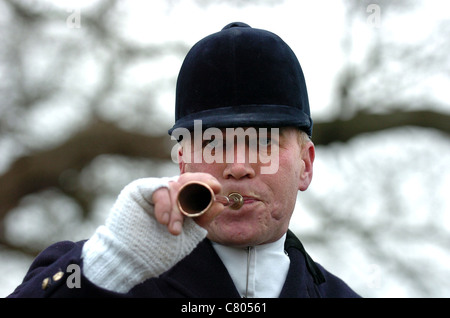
[203,139,218,148]
[258,137,272,146]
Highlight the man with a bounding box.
[8,22,359,298]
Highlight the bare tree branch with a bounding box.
[312,109,450,145]
[1,108,448,238]
[0,120,174,240]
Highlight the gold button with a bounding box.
[42,277,50,290]
[53,271,64,282]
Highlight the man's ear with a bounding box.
[298,141,315,191]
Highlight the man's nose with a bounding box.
[223,161,256,180]
[222,143,256,180]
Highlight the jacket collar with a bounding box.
[159,230,324,298]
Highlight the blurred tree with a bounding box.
[0,0,449,297]
[295,0,450,297]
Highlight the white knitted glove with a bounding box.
[81,177,208,293]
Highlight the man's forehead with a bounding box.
[204,126,295,134]
[178,127,300,143]
[172,122,300,144]
[187,126,282,137]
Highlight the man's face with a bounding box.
[179,127,314,247]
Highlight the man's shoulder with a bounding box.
[285,230,361,298]
[314,263,361,298]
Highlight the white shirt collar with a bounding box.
[211,234,290,298]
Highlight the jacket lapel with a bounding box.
[158,239,241,297]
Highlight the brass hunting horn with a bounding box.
[177,181,244,217]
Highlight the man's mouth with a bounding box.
[241,196,259,204]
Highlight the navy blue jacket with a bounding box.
[8,230,360,298]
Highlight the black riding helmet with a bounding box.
[168,22,312,138]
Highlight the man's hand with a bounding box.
[152,172,224,235]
